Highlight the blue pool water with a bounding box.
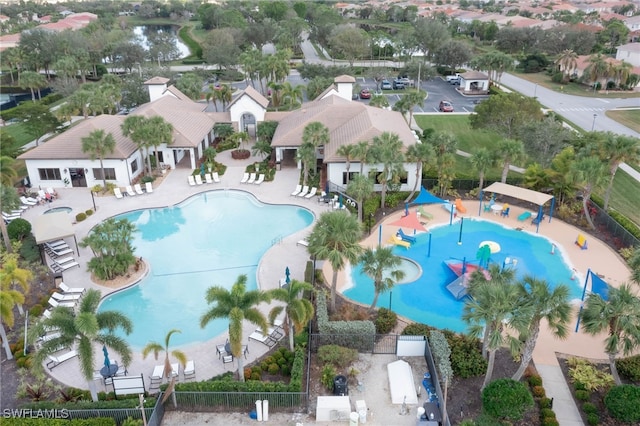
[98,191,314,349]
[343,218,583,333]
[43,207,72,214]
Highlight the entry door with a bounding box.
[69,168,87,187]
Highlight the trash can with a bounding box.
[333,375,348,396]
[349,411,359,426]
[356,400,367,424]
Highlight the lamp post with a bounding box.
[591,114,597,131]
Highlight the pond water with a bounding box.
[133,25,190,59]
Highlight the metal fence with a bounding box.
[147,395,164,426]
[164,391,307,412]
[64,407,154,424]
[590,202,640,249]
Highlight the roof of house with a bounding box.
[271,95,415,163]
[228,86,270,109]
[164,85,193,102]
[334,75,356,83]
[17,115,137,160]
[144,76,170,85]
[131,96,213,148]
[460,71,488,80]
[617,42,640,53]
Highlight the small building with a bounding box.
[458,71,489,94]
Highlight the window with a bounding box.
[130,159,138,173]
[342,171,359,185]
[93,168,116,180]
[38,168,62,180]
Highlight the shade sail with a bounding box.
[483,182,553,206]
[32,212,74,244]
[389,211,427,232]
[410,187,446,205]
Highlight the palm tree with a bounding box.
[612,61,633,88]
[251,139,272,160]
[307,211,363,312]
[147,116,174,173]
[497,139,525,183]
[392,96,411,124]
[424,132,457,197]
[369,94,390,109]
[200,274,272,382]
[555,49,578,82]
[0,185,21,253]
[268,81,284,111]
[569,156,608,230]
[122,116,173,176]
[581,283,640,384]
[404,90,426,126]
[19,71,47,102]
[599,134,640,210]
[268,279,314,351]
[470,148,496,191]
[281,82,304,109]
[30,289,133,401]
[629,247,640,286]
[0,256,32,316]
[369,132,406,209]
[463,274,525,390]
[404,142,434,202]
[218,84,233,111]
[0,156,18,187]
[359,247,406,311]
[586,54,611,92]
[142,329,187,395]
[353,140,371,175]
[347,174,374,222]
[336,145,356,185]
[0,255,27,360]
[299,122,329,185]
[511,277,572,381]
[81,129,116,191]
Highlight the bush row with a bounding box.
[316,291,376,352]
[21,395,155,410]
[616,354,640,382]
[178,25,202,60]
[525,373,559,426]
[590,194,640,240]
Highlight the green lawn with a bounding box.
[606,109,640,134]
[2,122,33,147]
[414,115,502,152]
[511,71,640,99]
[606,169,640,226]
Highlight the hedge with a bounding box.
[20,396,156,410]
[604,384,640,423]
[316,291,376,352]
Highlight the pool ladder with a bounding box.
[271,235,283,246]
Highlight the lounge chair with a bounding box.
[397,229,417,244]
[52,292,82,301]
[517,211,532,221]
[183,360,196,381]
[51,256,75,265]
[297,186,309,198]
[212,172,221,183]
[240,173,249,184]
[2,212,21,222]
[304,187,318,199]
[125,186,136,197]
[500,207,510,218]
[204,173,213,184]
[254,174,265,185]
[170,362,179,379]
[247,173,256,184]
[150,364,164,380]
[188,175,196,186]
[49,248,73,258]
[388,235,411,249]
[48,297,75,309]
[59,282,85,294]
[290,184,302,196]
[113,188,124,199]
[531,212,545,225]
[53,260,80,272]
[145,182,153,193]
[38,331,61,343]
[576,234,588,250]
[195,175,204,185]
[134,184,144,195]
[46,240,67,248]
[297,239,309,247]
[46,188,57,198]
[248,328,278,347]
[46,350,78,370]
[20,196,37,206]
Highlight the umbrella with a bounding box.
[102,345,110,367]
[389,211,427,233]
[285,266,291,284]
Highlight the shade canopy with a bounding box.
[32,212,74,244]
[410,187,446,205]
[483,182,553,206]
[389,211,427,232]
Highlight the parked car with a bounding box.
[446,74,461,84]
[396,75,414,87]
[392,79,406,90]
[439,100,454,112]
[381,80,392,90]
[359,89,371,99]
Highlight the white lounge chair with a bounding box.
[247,173,256,184]
[48,297,75,309]
[53,260,80,272]
[46,350,78,370]
[20,196,37,206]
[59,282,85,294]
[51,292,82,301]
[204,173,213,184]
[52,256,74,265]
[195,175,204,185]
[170,362,179,379]
[183,360,196,381]
[113,188,124,199]
[296,239,309,247]
[254,174,265,185]
[49,248,73,257]
[46,188,57,198]
[212,172,221,183]
[240,173,249,184]
[248,327,278,347]
[305,187,318,199]
[150,364,164,380]
[188,175,196,186]
[145,182,153,193]
[297,186,309,197]
[2,212,21,222]
[290,185,302,196]
[125,186,136,197]
[134,184,144,195]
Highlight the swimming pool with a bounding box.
[98,191,314,349]
[43,207,72,214]
[343,218,583,333]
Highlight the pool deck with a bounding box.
[20,149,637,425]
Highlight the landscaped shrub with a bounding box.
[268,363,280,374]
[321,364,336,391]
[447,332,487,378]
[481,378,534,421]
[121,418,143,426]
[575,389,590,401]
[402,323,433,336]
[540,408,555,418]
[616,355,640,382]
[75,212,87,222]
[604,384,640,423]
[582,402,597,414]
[528,374,543,387]
[374,308,397,334]
[29,304,44,317]
[318,345,358,369]
[316,291,376,352]
[567,357,614,392]
[532,385,546,398]
[7,218,31,240]
[85,209,94,216]
[542,417,560,426]
[586,413,599,426]
[539,397,552,409]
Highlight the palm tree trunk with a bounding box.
[609,353,622,385]
[331,271,338,312]
[357,198,363,222]
[481,323,492,359]
[100,158,107,189]
[479,172,485,191]
[1,220,13,253]
[30,88,35,102]
[288,318,295,351]
[405,163,421,203]
[237,352,245,382]
[501,163,509,183]
[1,325,14,360]
[512,322,540,381]
[582,195,596,230]
[370,290,380,311]
[88,379,98,402]
[603,170,616,210]
[482,349,496,390]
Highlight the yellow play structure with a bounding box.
[575,234,588,250]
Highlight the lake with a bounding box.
[133,25,190,59]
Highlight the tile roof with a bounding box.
[18,115,137,160]
[271,95,416,163]
[228,86,269,109]
[164,85,193,102]
[144,76,170,85]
